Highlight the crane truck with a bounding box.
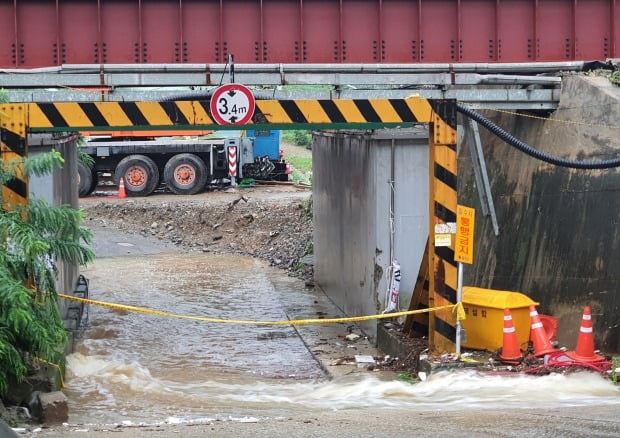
[78,130,288,197]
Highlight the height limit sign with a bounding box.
[210,84,255,125]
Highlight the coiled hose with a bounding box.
[456,103,620,169]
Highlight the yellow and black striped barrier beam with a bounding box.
[0,104,28,208]
[25,97,455,132]
[427,100,458,354]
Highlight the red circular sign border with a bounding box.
[209,84,256,125]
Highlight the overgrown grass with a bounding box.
[281,130,313,184]
[282,130,312,147]
[287,155,312,185]
[287,155,312,173]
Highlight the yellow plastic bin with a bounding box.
[461,286,539,352]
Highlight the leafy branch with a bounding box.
[0,150,94,395]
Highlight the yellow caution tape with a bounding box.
[35,357,65,389]
[454,302,467,321]
[58,293,461,326]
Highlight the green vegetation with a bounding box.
[78,148,95,168]
[397,371,419,384]
[285,148,312,185]
[288,156,312,173]
[298,198,313,220]
[293,262,308,272]
[288,155,313,185]
[0,151,95,395]
[611,357,620,385]
[0,88,8,103]
[282,130,312,148]
[587,68,620,86]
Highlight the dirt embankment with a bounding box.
[80,186,315,281]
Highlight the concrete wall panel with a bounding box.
[314,129,428,339]
[29,135,80,317]
[313,132,375,335]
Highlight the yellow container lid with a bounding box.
[462,286,539,309]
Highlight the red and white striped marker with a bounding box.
[228,146,237,178]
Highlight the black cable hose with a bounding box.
[456,103,620,169]
[162,91,275,101]
[162,92,213,101]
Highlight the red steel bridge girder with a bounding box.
[0,0,617,68]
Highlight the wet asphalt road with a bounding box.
[36,403,620,437]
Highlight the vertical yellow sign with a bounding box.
[456,205,475,264]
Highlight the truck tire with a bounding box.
[163,153,208,195]
[78,161,98,197]
[115,155,159,197]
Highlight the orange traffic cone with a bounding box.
[529,305,557,357]
[566,306,605,362]
[118,177,127,199]
[499,308,522,364]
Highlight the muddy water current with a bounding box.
[68,252,620,426]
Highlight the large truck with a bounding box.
[78,130,288,197]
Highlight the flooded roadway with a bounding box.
[59,225,620,432]
[71,252,326,424]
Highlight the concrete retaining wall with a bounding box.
[29,135,80,320]
[459,76,620,353]
[313,128,429,339]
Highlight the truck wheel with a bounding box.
[115,155,159,197]
[163,153,208,195]
[78,161,98,197]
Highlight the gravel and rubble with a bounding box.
[80,185,315,282]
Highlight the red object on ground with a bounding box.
[538,314,558,342]
[499,308,522,364]
[118,177,127,199]
[565,306,605,363]
[524,351,612,375]
[529,306,557,357]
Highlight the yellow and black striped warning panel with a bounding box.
[427,102,458,354]
[1,104,28,208]
[428,99,458,145]
[403,239,430,338]
[25,97,453,131]
[254,96,436,125]
[28,101,214,130]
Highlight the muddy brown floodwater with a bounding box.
[30,209,620,438]
[68,252,328,424]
